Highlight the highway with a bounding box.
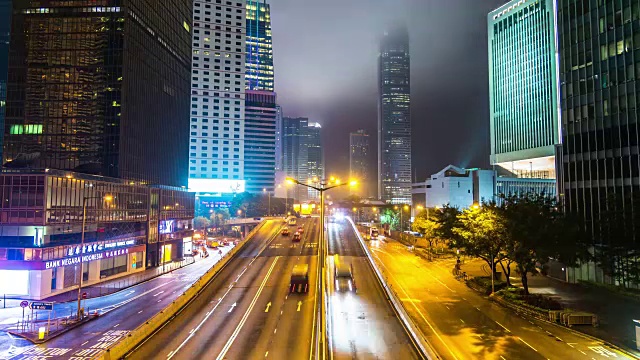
[127,217,320,360]
[326,219,422,360]
[0,237,237,360]
[367,235,633,360]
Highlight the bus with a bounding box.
[369,227,379,240]
[290,264,309,293]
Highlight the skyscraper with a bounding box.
[0,0,10,163]
[350,130,370,197]
[3,1,193,187]
[378,25,411,204]
[488,0,558,197]
[274,104,283,171]
[557,0,640,283]
[282,117,323,201]
[246,0,273,91]
[244,90,276,192]
[306,122,324,200]
[189,0,247,191]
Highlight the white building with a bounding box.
[412,165,495,210]
[189,0,247,191]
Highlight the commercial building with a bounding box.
[274,105,283,171]
[282,117,323,201]
[378,25,412,204]
[488,0,560,193]
[350,130,371,198]
[0,0,9,163]
[0,170,194,300]
[189,0,246,203]
[245,0,273,91]
[557,0,640,284]
[244,90,276,192]
[3,1,193,188]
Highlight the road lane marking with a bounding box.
[265,302,272,312]
[519,338,538,352]
[374,255,460,360]
[138,310,143,314]
[228,302,237,313]
[153,291,165,297]
[265,351,269,357]
[81,341,89,346]
[495,321,511,333]
[459,319,465,324]
[113,324,119,328]
[297,301,302,312]
[216,256,280,360]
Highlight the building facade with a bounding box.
[557,0,640,284]
[189,0,246,192]
[282,117,324,201]
[378,25,412,204]
[244,90,276,192]
[0,0,9,164]
[350,130,371,198]
[245,0,273,91]
[488,0,560,178]
[274,105,283,171]
[3,1,193,188]
[411,165,496,210]
[0,170,194,300]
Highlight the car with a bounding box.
[335,262,356,292]
[292,232,301,242]
[282,228,290,236]
[297,226,304,233]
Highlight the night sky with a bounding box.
[270,0,506,182]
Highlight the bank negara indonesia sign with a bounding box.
[45,248,130,270]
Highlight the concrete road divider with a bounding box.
[96,221,268,360]
[346,217,440,360]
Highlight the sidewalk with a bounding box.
[450,256,640,355]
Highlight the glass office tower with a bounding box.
[244,90,276,192]
[3,1,193,188]
[558,0,640,283]
[378,25,411,204]
[246,0,273,91]
[488,0,559,197]
[0,0,10,164]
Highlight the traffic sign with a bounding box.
[19,301,29,308]
[82,292,87,299]
[29,301,53,310]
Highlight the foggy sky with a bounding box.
[270,0,506,181]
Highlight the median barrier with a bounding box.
[346,217,440,360]
[96,220,268,360]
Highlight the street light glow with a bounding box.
[103,194,114,202]
[286,177,295,185]
[349,180,357,186]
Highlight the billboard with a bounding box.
[188,179,245,194]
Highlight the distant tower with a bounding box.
[378,25,411,204]
[246,0,274,91]
[350,130,370,198]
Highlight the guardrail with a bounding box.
[346,217,440,360]
[96,220,268,360]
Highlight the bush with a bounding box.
[468,276,508,295]
[497,288,563,311]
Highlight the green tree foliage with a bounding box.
[412,210,440,259]
[210,208,230,227]
[380,208,399,230]
[431,204,463,248]
[193,216,210,230]
[453,203,508,286]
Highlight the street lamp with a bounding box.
[286,176,357,355]
[352,207,358,222]
[77,194,113,319]
[263,188,271,216]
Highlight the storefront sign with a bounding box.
[159,220,175,234]
[66,239,136,257]
[46,248,130,270]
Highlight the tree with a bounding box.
[431,204,462,248]
[453,203,508,293]
[412,210,440,259]
[193,216,210,230]
[210,208,230,227]
[380,208,399,230]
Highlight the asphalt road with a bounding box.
[0,231,242,360]
[326,220,421,360]
[367,236,633,360]
[127,217,320,360]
